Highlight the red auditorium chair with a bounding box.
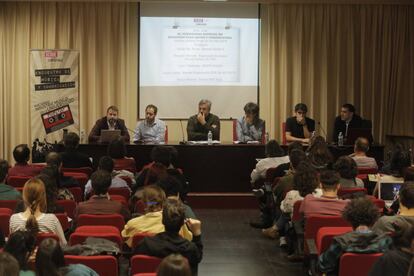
[55,213,70,232]
[291,200,303,223]
[70,226,123,248]
[62,167,93,177]
[110,194,128,207]
[65,255,118,276]
[56,200,77,219]
[130,255,162,274]
[338,253,383,276]
[0,200,19,211]
[0,209,12,236]
[131,232,155,249]
[316,227,353,255]
[282,122,287,145]
[6,175,31,188]
[77,214,125,232]
[63,172,89,187]
[133,273,156,276]
[36,233,60,245]
[357,167,378,181]
[119,176,133,187]
[370,198,385,213]
[108,187,131,201]
[68,187,83,202]
[337,187,367,198]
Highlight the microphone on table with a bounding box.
[179,119,188,145]
[317,121,328,140]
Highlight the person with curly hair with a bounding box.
[318,198,392,275]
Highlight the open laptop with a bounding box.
[345,128,372,145]
[378,181,403,207]
[100,129,121,143]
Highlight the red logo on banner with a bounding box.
[41,105,74,134]
[45,51,58,58]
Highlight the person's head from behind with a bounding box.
[319,170,340,193]
[287,141,303,154]
[265,140,285,158]
[198,99,212,117]
[36,174,58,213]
[4,230,36,271]
[23,178,47,235]
[333,156,358,180]
[244,102,259,124]
[98,155,114,173]
[340,103,355,121]
[106,105,118,122]
[107,138,127,159]
[63,132,80,150]
[342,198,379,229]
[294,103,308,119]
[308,136,332,168]
[389,145,412,177]
[399,183,414,212]
[0,159,9,183]
[0,252,20,276]
[91,170,112,195]
[35,238,65,276]
[151,146,172,167]
[145,104,158,124]
[293,162,319,197]
[144,163,169,186]
[354,137,370,154]
[162,198,185,234]
[289,149,307,171]
[392,221,414,251]
[157,176,183,199]
[41,165,60,187]
[405,167,414,182]
[13,144,30,164]
[143,185,166,213]
[45,152,62,169]
[157,254,191,276]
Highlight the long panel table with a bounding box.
[74,143,384,194]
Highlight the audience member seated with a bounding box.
[369,221,414,276]
[8,144,42,177]
[36,238,98,276]
[9,179,67,245]
[45,152,80,188]
[381,144,412,177]
[107,138,136,173]
[285,103,315,144]
[122,185,192,247]
[0,159,21,200]
[250,140,289,184]
[61,132,92,168]
[318,198,392,275]
[235,102,265,143]
[134,198,203,275]
[333,156,364,188]
[306,136,334,171]
[157,254,191,276]
[36,174,65,214]
[0,251,20,276]
[300,170,349,218]
[268,141,303,180]
[350,137,378,169]
[40,166,75,201]
[84,156,130,198]
[75,170,130,220]
[405,167,414,181]
[134,162,169,193]
[4,230,36,276]
[373,183,414,234]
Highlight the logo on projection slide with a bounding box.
[44,51,58,58]
[41,105,74,134]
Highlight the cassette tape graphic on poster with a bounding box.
[30,50,79,142]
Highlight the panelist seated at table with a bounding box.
[88,105,130,143]
[236,102,265,143]
[187,99,220,141]
[285,103,315,144]
[332,103,363,143]
[133,104,166,144]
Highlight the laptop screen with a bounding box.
[379,182,402,202]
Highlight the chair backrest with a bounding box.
[69,230,123,248]
[0,212,11,236]
[119,176,133,187]
[337,187,367,198]
[0,208,12,215]
[133,273,157,276]
[232,119,237,142]
[77,214,125,232]
[357,167,378,175]
[56,200,77,219]
[316,226,353,254]
[65,255,118,276]
[108,188,131,201]
[165,125,168,143]
[110,194,128,207]
[63,172,89,187]
[36,232,60,245]
[62,167,93,177]
[291,200,303,222]
[131,255,162,274]
[0,200,19,211]
[6,175,31,188]
[261,123,266,144]
[55,213,70,232]
[68,187,83,202]
[282,122,287,145]
[131,232,155,249]
[370,198,385,213]
[305,216,351,240]
[338,253,382,276]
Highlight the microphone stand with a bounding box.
[179,119,187,145]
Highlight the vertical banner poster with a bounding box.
[30,50,79,143]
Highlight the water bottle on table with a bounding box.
[338,132,344,146]
[207,130,213,145]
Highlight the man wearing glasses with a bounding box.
[285,103,315,144]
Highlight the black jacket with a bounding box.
[134,232,203,275]
[332,114,363,142]
[88,116,130,143]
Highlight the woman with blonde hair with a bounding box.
[122,185,192,247]
[9,178,67,245]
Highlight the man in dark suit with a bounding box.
[88,105,130,143]
[332,103,363,143]
[61,132,92,168]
